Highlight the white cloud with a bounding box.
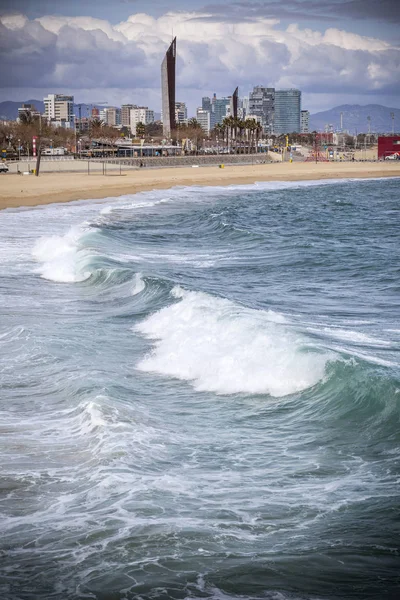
[0,10,399,112]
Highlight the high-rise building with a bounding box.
[212,95,230,125]
[248,86,274,133]
[121,104,136,127]
[199,96,215,131]
[102,107,121,127]
[202,97,212,112]
[43,94,74,128]
[130,107,155,135]
[175,102,188,126]
[91,107,100,119]
[300,109,310,133]
[274,89,301,134]
[161,37,176,137]
[241,96,249,118]
[196,108,211,134]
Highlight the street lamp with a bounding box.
[18,138,21,161]
[391,112,395,136]
[151,138,154,157]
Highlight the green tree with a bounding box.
[136,122,146,138]
[187,118,202,130]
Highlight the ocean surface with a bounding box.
[0,177,399,600]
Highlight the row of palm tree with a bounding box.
[214,116,263,153]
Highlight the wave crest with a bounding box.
[32,226,92,283]
[136,287,331,397]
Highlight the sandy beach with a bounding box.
[1,161,399,210]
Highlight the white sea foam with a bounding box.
[321,327,392,347]
[136,287,330,397]
[32,226,92,282]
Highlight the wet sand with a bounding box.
[1,161,399,210]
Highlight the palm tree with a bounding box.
[255,122,262,154]
[212,123,225,153]
[236,119,245,153]
[187,118,202,130]
[245,119,257,153]
[90,118,104,137]
[222,116,235,151]
[136,122,146,138]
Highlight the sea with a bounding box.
[0,177,399,600]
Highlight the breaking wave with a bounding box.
[136,286,332,396]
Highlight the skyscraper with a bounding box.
[274,89,301,134]
[248,86,275,133]
[202,97,212,112]
[161,37,176,138]
[212,95,230,125]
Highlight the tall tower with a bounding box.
[161,37,176,138]
[230,87,238,119]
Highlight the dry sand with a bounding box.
[1,161,399,210]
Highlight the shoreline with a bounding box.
[1,162,399,210]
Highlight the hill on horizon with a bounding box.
[309,104,400,134]
[0,100,45,120]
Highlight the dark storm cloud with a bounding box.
[201,0,400,24]
[0,9,398,109]
[0,17,149,89]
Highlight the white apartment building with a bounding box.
[121,104,136,127]
[130,107,155,135]
[196,108,211,134]
[175,102,188,126]
[43,94,74,128]
[101,107,121,127]
[301,110,310,133]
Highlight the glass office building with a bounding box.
[212,96,230,125]
[274,89,301,134]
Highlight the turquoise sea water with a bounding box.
[0,178,399,600]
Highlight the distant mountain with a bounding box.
[0,99,45,120]
[309,104,400,134]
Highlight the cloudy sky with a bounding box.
[0,0,399,114]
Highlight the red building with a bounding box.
[378,136,400,159]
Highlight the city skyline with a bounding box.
[0,1,399,114]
